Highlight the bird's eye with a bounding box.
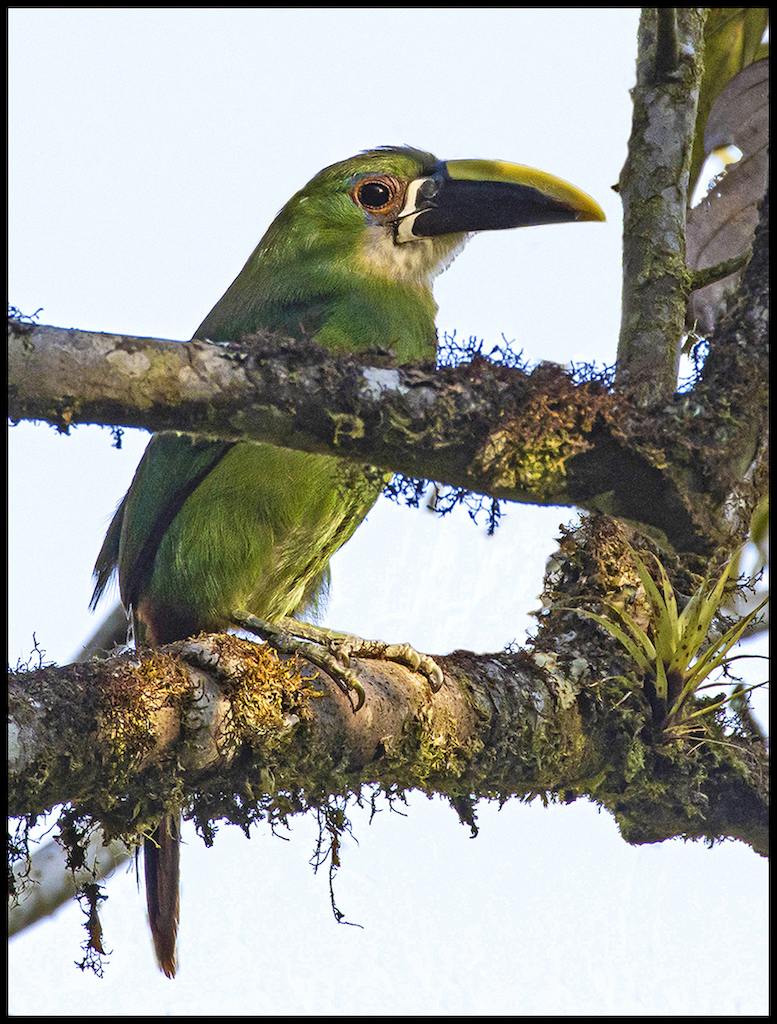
[351,175,404,216]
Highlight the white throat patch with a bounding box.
[358,223,470,289]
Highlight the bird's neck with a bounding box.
[195,237,452,363]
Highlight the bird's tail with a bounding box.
[145,814,180,978]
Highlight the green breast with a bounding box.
[127,439,386,642]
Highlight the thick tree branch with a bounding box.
[6,299,766,555]
[616,8,706,404]
[9,618,768,871]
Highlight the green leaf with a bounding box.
[685,595,768,686]
[675,551,741,669]
[690,7,770,194]
[676,681,765,726]
[656,557,680,634]
[567,608,654,670]
[687,57,769,333]
[654,651,669,702]
[668,596,768,719]
[624,545,678,664]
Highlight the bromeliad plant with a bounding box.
[576,545,767,735]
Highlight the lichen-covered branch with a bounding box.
[7,634,584,829]
[5,299,766,556]
[7,319,618,506]
[617,8,706,404]
[8,572,769,871]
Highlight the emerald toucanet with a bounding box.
[90,146,604,976]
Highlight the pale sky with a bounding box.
[8,8,768,1015]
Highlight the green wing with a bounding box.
[91,433,234,614]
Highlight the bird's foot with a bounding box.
[279,617,444,693]
[232,611,443,712]
[232,611,366,709]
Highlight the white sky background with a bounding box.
[8,8,767,1015]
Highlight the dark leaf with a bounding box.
[686,58,769,334]
[703,55,769,153]
[690,8,769,192]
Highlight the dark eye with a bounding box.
[351,175,404,216]
[358,181,392,209]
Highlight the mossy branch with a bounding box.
[9,610,769,871]
[688,251,752,293]
[616,8,707,404]
[5,309,765,556]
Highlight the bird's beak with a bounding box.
[395,158,605,242]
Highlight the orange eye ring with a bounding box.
[350,175,405,217]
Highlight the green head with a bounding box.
[196,145,604,360]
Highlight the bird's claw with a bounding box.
[372,643,444,692]
[233,611,366,711]
[419,655,444,692]
[232,611,442,713]
[300,630,444,695]
[320,650,365,712]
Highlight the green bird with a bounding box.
[90,145,604,976]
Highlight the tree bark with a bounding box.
[616,8,707,404]
[9,614,769,865]
[6,248,767,557]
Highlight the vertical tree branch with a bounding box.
[616,8,707,405]
[654,7,680,80]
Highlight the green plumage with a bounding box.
[92,145,605,647]
[90,145,604,977]
[93,148,455,644]
[121,437,386,642]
